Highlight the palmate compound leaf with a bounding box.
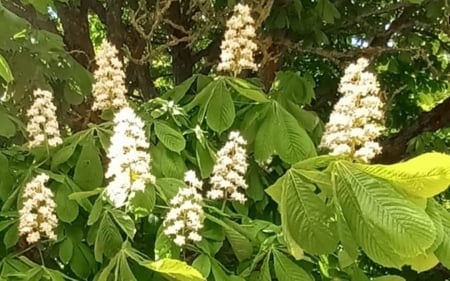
[356,152,450,198]
[280,170,338,254]
[333,161,437,268]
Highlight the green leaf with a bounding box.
[405,252,439,272]
[223,224,253,261]
[109,209,136,239]
[51,144,77,169]
[129,185,156,217]
[333,161,437,267]
[141,258,205,281]
[192,254,211,278]
[195,141,215,179]
[73,143,104,190]
[162,75,196,102]
[434,202,450,268]
[0,153,14,201]
[94,214,123,262]
[54,182,79,223]
[259,253,272,281]
[159,146,187,179]
[273,103,316,164]
[273,72,315,105]
[408,0,424,3]
[0,111,16,138]
[316,0,340,24]
[3,222,19,249]
[280,170,338,254]
[226,77,270,103]
[59,238,73,264]
[0,54,13,83]
[206,80,235,133]
[357,153,450,198]
[87,196,103,225]
[154,121,186,153]
[254,105,276,162]
[273,250,313,281]
[71,243,95,279]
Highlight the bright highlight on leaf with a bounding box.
[357,152,450,198]
[141,258,205,281]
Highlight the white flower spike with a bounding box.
[217,4,258,76]
[92,40,129,111]
[320,58,385,163]
[207,131,249,204]
[163,170,204,247]
[26,89,62,148]
[19,173,58,244]
[105,107,155,208]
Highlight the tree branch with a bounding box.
[374,96,450,164]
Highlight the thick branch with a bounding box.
[55,0,94,69]
[375,96,450,164]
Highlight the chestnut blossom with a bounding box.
[26,89,62,148]
[320,58,385,162]
[217,3,258,75]
[207,131,248,204]
[19,174,58,244]
[105,107,155,208]
[92,40,129,111]
[163,171,204,246]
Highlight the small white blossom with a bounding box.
[26,89,62,148]
[19,174,58,244]
[105,107,155,208]
[163,171,204,246]
[320,58,385,162]
[207,131,249,204]
[217,4,257,75]
[92,40,129,111]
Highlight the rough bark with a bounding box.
[375,96,450,164]
[55,0,95,70]
[167,1,195,85]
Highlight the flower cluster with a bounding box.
[26,89,62,148]
[105,107,155,208]
[320,58,385,162]
[163,171,204,246]
[19,174,58,244]
[207,131,248,204]
[217,3,258,76]
[92,40,129,111]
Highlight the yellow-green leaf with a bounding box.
[141,258,205,281]
[356,153,450,198]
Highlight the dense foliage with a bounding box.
[1,0,450,280]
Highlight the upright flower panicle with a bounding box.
[92,40,129,111]
[26,89,62,148]
[320,58,385,162]
[105,107,155,208]
[19,173,58,244]
[207,131,249,204]
[163,170,204,247]
[217,3,258,76]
